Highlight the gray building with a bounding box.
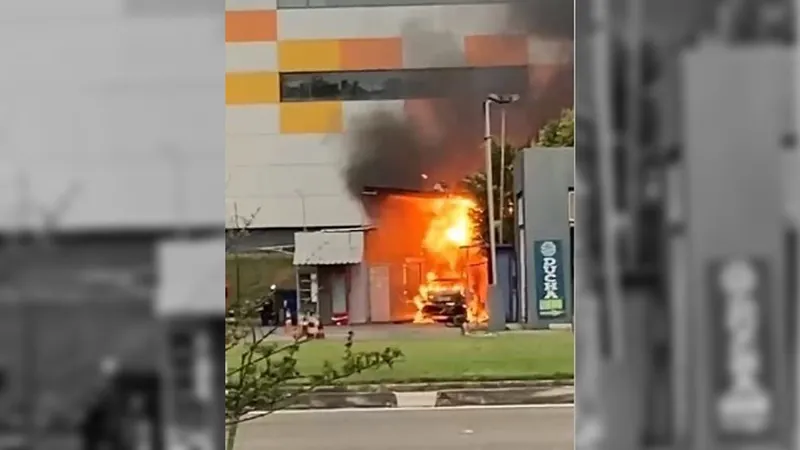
[513,147,574,328]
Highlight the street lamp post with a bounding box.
[483,94,520,332]
[483,100,497,287]
[496,95,520,244]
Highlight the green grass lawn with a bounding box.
[228,331,574,384]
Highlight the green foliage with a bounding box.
[463,109,574,244]
[225,296,402,448]
[462,141,518,246]
[536,108,575,147]
[224,208,403,449]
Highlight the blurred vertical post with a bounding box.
[483,98,501,331]
[681,41,791,450]
[16,174,36,450]
[625,0,643,263]
[794,0,800,444]
[590,0,625,359]
[498,109,507,245]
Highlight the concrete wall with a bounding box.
[680,46,790,448]
[0,0,221,231]
[348,262,369,324]
[514,146,574,327]
[225,0,572,228]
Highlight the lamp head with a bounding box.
[487,93,520,104]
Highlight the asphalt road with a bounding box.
[234,405,574,450]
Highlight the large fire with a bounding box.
[411,195,489,325]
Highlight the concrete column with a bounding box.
[517,147,575,329]
[681,43,791,450]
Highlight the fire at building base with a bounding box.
[291,186,489,327]
[409,195,488,326]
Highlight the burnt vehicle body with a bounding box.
[421,278,468,326]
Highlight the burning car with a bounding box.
[366,186,489,325]
[417,276,468,326]
[407,192,487,326]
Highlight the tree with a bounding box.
[537,108,575,148]
[463,108,575,246]
[225,207,402,450]
[462,142,519,247]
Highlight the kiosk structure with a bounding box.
[513,146,575,329]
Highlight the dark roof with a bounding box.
[361,185,471,198]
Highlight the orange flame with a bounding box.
[422,197,475,272]
[411,195,487,324]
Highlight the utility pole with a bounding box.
[625,0,643,264]
[498,108,507,245]
[295,189,308,231]
[165,145,188,238]
[16,173,36,450]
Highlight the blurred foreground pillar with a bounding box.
[680,41,792,450]
[513,147,575,328]
[156,237,225,450]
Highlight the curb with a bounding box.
[434,386,574,407]
[310,378,573,393]
[275,386,574,410]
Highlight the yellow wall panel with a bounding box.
[280,102,343,134]
[226,72,279,105]
[278,40,341,72]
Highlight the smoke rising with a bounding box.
[343,0,575,199]
[508,0,574,39]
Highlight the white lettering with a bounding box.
[542,257,559,299]
[716,261,771,434]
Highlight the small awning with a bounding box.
[293,231,364,266]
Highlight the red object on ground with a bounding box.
[332,313,349,326]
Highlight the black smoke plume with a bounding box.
[344,0,575,198]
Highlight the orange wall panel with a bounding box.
[278,40,341,72]
[464,35,529,67]
[226,10,277,43]
[340,38,403,70]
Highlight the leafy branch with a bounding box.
[224,203,403,450]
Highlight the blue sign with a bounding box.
[534,239,567,318]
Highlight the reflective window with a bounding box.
[279,0,512,8]
[280,67,529,102]
[281,76,311,100]
[277,0,309,7]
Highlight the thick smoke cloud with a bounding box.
[343,0,574,198]
[508,0,574,39]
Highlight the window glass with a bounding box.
[277,0,309,7]
[338,71,406,100]
[279,66,529,102]
[281,74,312,101]
[308,74,343,100]
[280,0,511,8]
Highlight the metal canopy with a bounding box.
[293,231,364,266]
